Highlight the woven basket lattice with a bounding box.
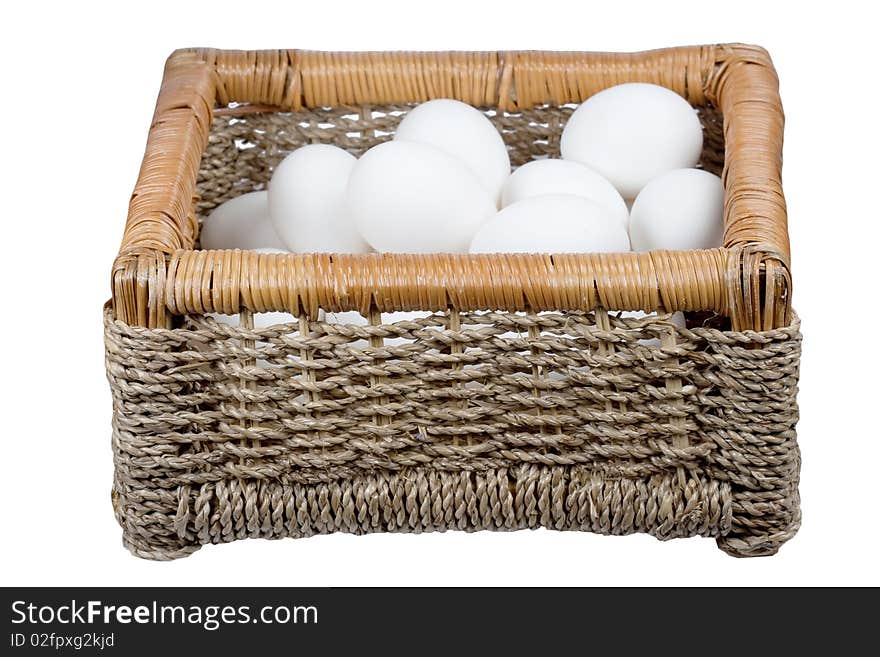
[106,46,800,560]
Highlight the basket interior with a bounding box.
[195,102,725,220]
[190,101,729,330]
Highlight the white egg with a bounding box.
[629,168,723,251]
[324,310,370,326]
[268,144,370,253]
[469,194,630,254]
[501,159,629,229]
[347,141,496,253]
[560,83,703,199]
[211,310,299,330]
[200,191,284,250]
[394,99,510,206]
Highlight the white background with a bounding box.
[1,0,877,586]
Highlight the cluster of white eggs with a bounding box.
[201,83,723,330]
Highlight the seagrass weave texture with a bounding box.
[106,307,800,560]
[107,46,801,559]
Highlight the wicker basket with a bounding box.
[105,45,800,560]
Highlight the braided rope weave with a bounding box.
[106,303,800,560]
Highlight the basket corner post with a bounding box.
[728,245,793,332]
[716,245,801,558]
[111,251,170,329]
[106,257,197,561]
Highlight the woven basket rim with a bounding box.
[112,45,790,332]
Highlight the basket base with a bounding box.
[108,464,801,561]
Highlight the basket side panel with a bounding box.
[105,306,800,559]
